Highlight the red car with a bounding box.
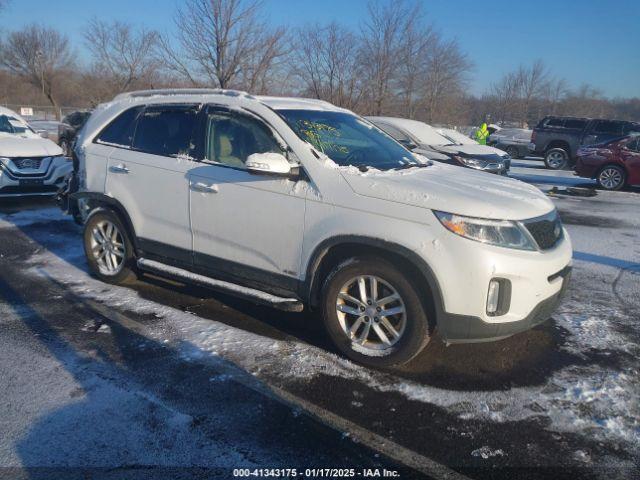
[575,135,640,190]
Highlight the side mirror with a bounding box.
[37,130,49,139]
[245,152,292,175]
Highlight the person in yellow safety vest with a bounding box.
[475,123,489,145]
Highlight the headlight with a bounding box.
[434,211,536,250]
[454,155,488,169]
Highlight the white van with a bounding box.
[68,89,572,367]
[0,106,71,198]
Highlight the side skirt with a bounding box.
[137,258,304,313]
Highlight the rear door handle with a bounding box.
[109,164,129,173]
[191,182,218,193]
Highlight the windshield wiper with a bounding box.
[394,162,430,170]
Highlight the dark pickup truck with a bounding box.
[530,116,640,169]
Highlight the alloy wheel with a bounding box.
[546,150,567,169]
[599,167,623,190]
[336,275,406,353]
[90,220,126,275]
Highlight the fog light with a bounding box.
[487,280,500,315]
[486,278,512,316]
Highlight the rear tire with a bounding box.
[321,256,432,368]
[83,210,137,284]
[596,165,626,191]
[544,148,569,170]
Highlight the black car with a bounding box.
[58,111,92,156]
[530,116,640,169]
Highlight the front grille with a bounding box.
[12,158,44,170]
[523,210,563,250]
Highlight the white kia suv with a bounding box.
[0,106,71,198]
[68,89,572,367]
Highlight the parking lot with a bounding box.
[0,158,639,479]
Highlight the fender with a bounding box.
[302,235,445,321]
[70,192,139,253]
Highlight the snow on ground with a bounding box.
[4,197,637,456]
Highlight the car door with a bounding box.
[188,106,306,294]
[621,136,640,185]
[104,103,200,267]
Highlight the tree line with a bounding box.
[0,0,638,125]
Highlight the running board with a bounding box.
[137,258,304,312]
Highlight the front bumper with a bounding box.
[439,266,571,343]
[0,160,72,197]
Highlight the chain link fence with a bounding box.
[0,104,85,121]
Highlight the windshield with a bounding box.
[0,115,34,136]
[438,128,476,145]
[276,109,420,170]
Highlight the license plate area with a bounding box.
[19,179,45,186]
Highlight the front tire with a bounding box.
[544,148,569,170]
[597,165,626,191]
[506,145,521,159]
[321,257,432,368]
[83,210,136,284]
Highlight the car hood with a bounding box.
[340,163,554,220]
[432,143,508,158]
[0,135,64,157]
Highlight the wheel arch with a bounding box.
[545,140,571,155]
[72,192,139,254]
[302,236,444,327]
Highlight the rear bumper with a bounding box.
[439,266,571,343]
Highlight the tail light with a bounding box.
[531,131,536,142]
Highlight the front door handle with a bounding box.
[191,182,219,193]
[109,164,129,173]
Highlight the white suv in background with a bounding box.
[68,89,572,367]
[0,106,71,198]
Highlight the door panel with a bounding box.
[189,164,306,283]
[106,149,197,264]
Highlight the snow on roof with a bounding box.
[368,116,450,146]
[256,96,347,112]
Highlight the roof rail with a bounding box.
[113,88,254,101]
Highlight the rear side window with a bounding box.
[624,123,640,135]
[133,105,199,157]
[563,119,587,129]
[592,120,624,135]
[626,137,639,152]
[545,118,564,127]
[96,107,143,147]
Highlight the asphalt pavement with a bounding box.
[0,161,638,479]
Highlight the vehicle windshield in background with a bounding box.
[276,109,420,170]
[0,115,34,136]
[439,129,476,145]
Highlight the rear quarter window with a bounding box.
[563,119,587,129]
[544,118,565,128]
[95,107,143,147]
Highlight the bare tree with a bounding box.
[0,24,73,117]
[422,38,471,123]
[291,22,364,109]
[84,18,160,96]
[515,59,549,126]
[395,21,436,118]
[158,0,287,91]
[359,0,420,115]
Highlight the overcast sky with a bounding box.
[3,0,639,98]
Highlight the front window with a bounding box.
[204,111,281,168]
[276,109,419,170]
